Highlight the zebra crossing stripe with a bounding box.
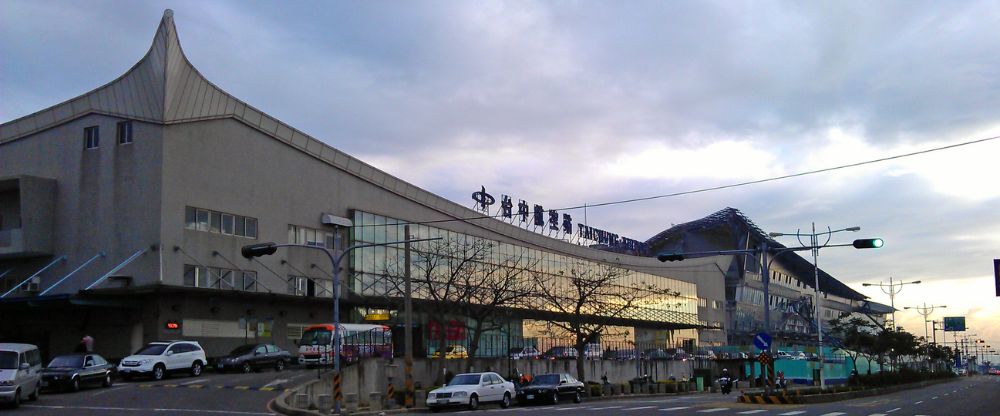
[738,410,766,414]
[779,412,806,415]
[698,409,729,413]
[660,407,691,411]
[819,413,846,416]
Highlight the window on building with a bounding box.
[242,271,257,292]
[183,265,203,287]
[84,126,99,149]
[184,207,257,239]
[221,214,235,235]
[116,120,133,144]
[713,300,724,309]
[698,298,708,308]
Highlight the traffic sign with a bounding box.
[753,332,772,350]
[944,317,966,332]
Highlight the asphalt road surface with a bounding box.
[419,375,998,416]
[12,366,319,415]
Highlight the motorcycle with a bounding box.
[719,376,733,395]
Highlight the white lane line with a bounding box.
[866,414,887,416]
[555,407,580,411]
[22,405,274,415]
[623,406,655,411]
[886,408,901,413]
[180,379,206,385]
[698,409,730,413]
[914,400,924,404]
[262,378,288,388]
[779,412,806,415]
[819,413,846,416]
[660,407,691,412]
[943,393,950,396]
[738,411,767,414]
[91,385,128,397]
[932,396,939,399]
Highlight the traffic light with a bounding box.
[852,238,884,249]
[241,242,278,258]
[657,253,685,262]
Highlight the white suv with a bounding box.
[118,341,206,381]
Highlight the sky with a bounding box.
[2,1,998,350]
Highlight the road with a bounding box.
[419,376,998,416]
[13,366,318,415]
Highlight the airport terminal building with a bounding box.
[0,11,729,359]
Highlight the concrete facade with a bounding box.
[0,11,732,361]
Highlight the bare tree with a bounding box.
[531,262,682,383]
[462,249,537,359]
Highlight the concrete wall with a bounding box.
[0,114,164,292]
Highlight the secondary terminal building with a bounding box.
[0,11,729,359]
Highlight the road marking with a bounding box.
[91,386,128,397]
[943,393,949,396]
[180,379,206,385]
[886,408,900,413]
[262,378,288,388]
[819,413,846,416]
[738,411,767,414]
[555,407,579,411]
[660,407,691,412]
[623,406,655,411]
[22,405,274,415]
[914,400,923,404]
[780,412,806,415]
[698,409,730,413]
[866,414,886,416]
[932,396,938,399]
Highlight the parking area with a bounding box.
[12,366,318,415]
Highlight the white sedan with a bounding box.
[426,372,515,411]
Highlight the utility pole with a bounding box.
[403,225,414,408]
[905,303,946,370]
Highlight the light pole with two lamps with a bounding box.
[241,234,440,414]
[861,277,921,332]
[768,224,861,390]
[904,303,946,369]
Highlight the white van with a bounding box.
[0,343,43,408]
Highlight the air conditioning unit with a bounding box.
[320,213,353,228]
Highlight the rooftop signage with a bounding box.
[471,186,649,255]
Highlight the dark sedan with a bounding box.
[516,373,584,405]
[214,343,291,373]
[41,354,114,392]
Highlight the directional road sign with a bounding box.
[753,332,772,350]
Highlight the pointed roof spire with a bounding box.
[1,9,247,142]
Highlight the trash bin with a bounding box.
[696,377,704,391]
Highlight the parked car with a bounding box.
[215,344,291,373]
[693,350,717,360]
[516,372,584,405]
[643,348,672,360]
[670,348,690,361]
[41,353,114,392]
[431,345,468,359]
[541,346,578,360]
[774,351,792,360]
[509,346,540,360]
[426,372,515,411]
[614,348,639,360]
[584,344,603,359]
[790,351,807,360]
[117,340,207,381]
[0,343,42,408]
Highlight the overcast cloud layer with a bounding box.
[3,0,999,343]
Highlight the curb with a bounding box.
[736,377,956,405]
[272,387,712,415]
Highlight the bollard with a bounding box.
[414,389,427,407]
[345,393,359,413]
[293,393,309,409]
[369,392,384,411]
[316,394,333,413]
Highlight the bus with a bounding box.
[297,323,393,366]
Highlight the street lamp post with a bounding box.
[242,235,440,414]
[861,277,921,332]
[904,303,946,369]
[768,224,860,390]
[658,235,883,393]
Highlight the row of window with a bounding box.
[351,210,700,319]
[183,265,259,291]
[697,298,725,309]
[287,275,333,297]
[184,207,258,239]
[288,224,341,249]
[83,121,132,149]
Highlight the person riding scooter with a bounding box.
[719,368,733,395]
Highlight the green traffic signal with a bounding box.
[657,253,685,262]
[852,238,884,249]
